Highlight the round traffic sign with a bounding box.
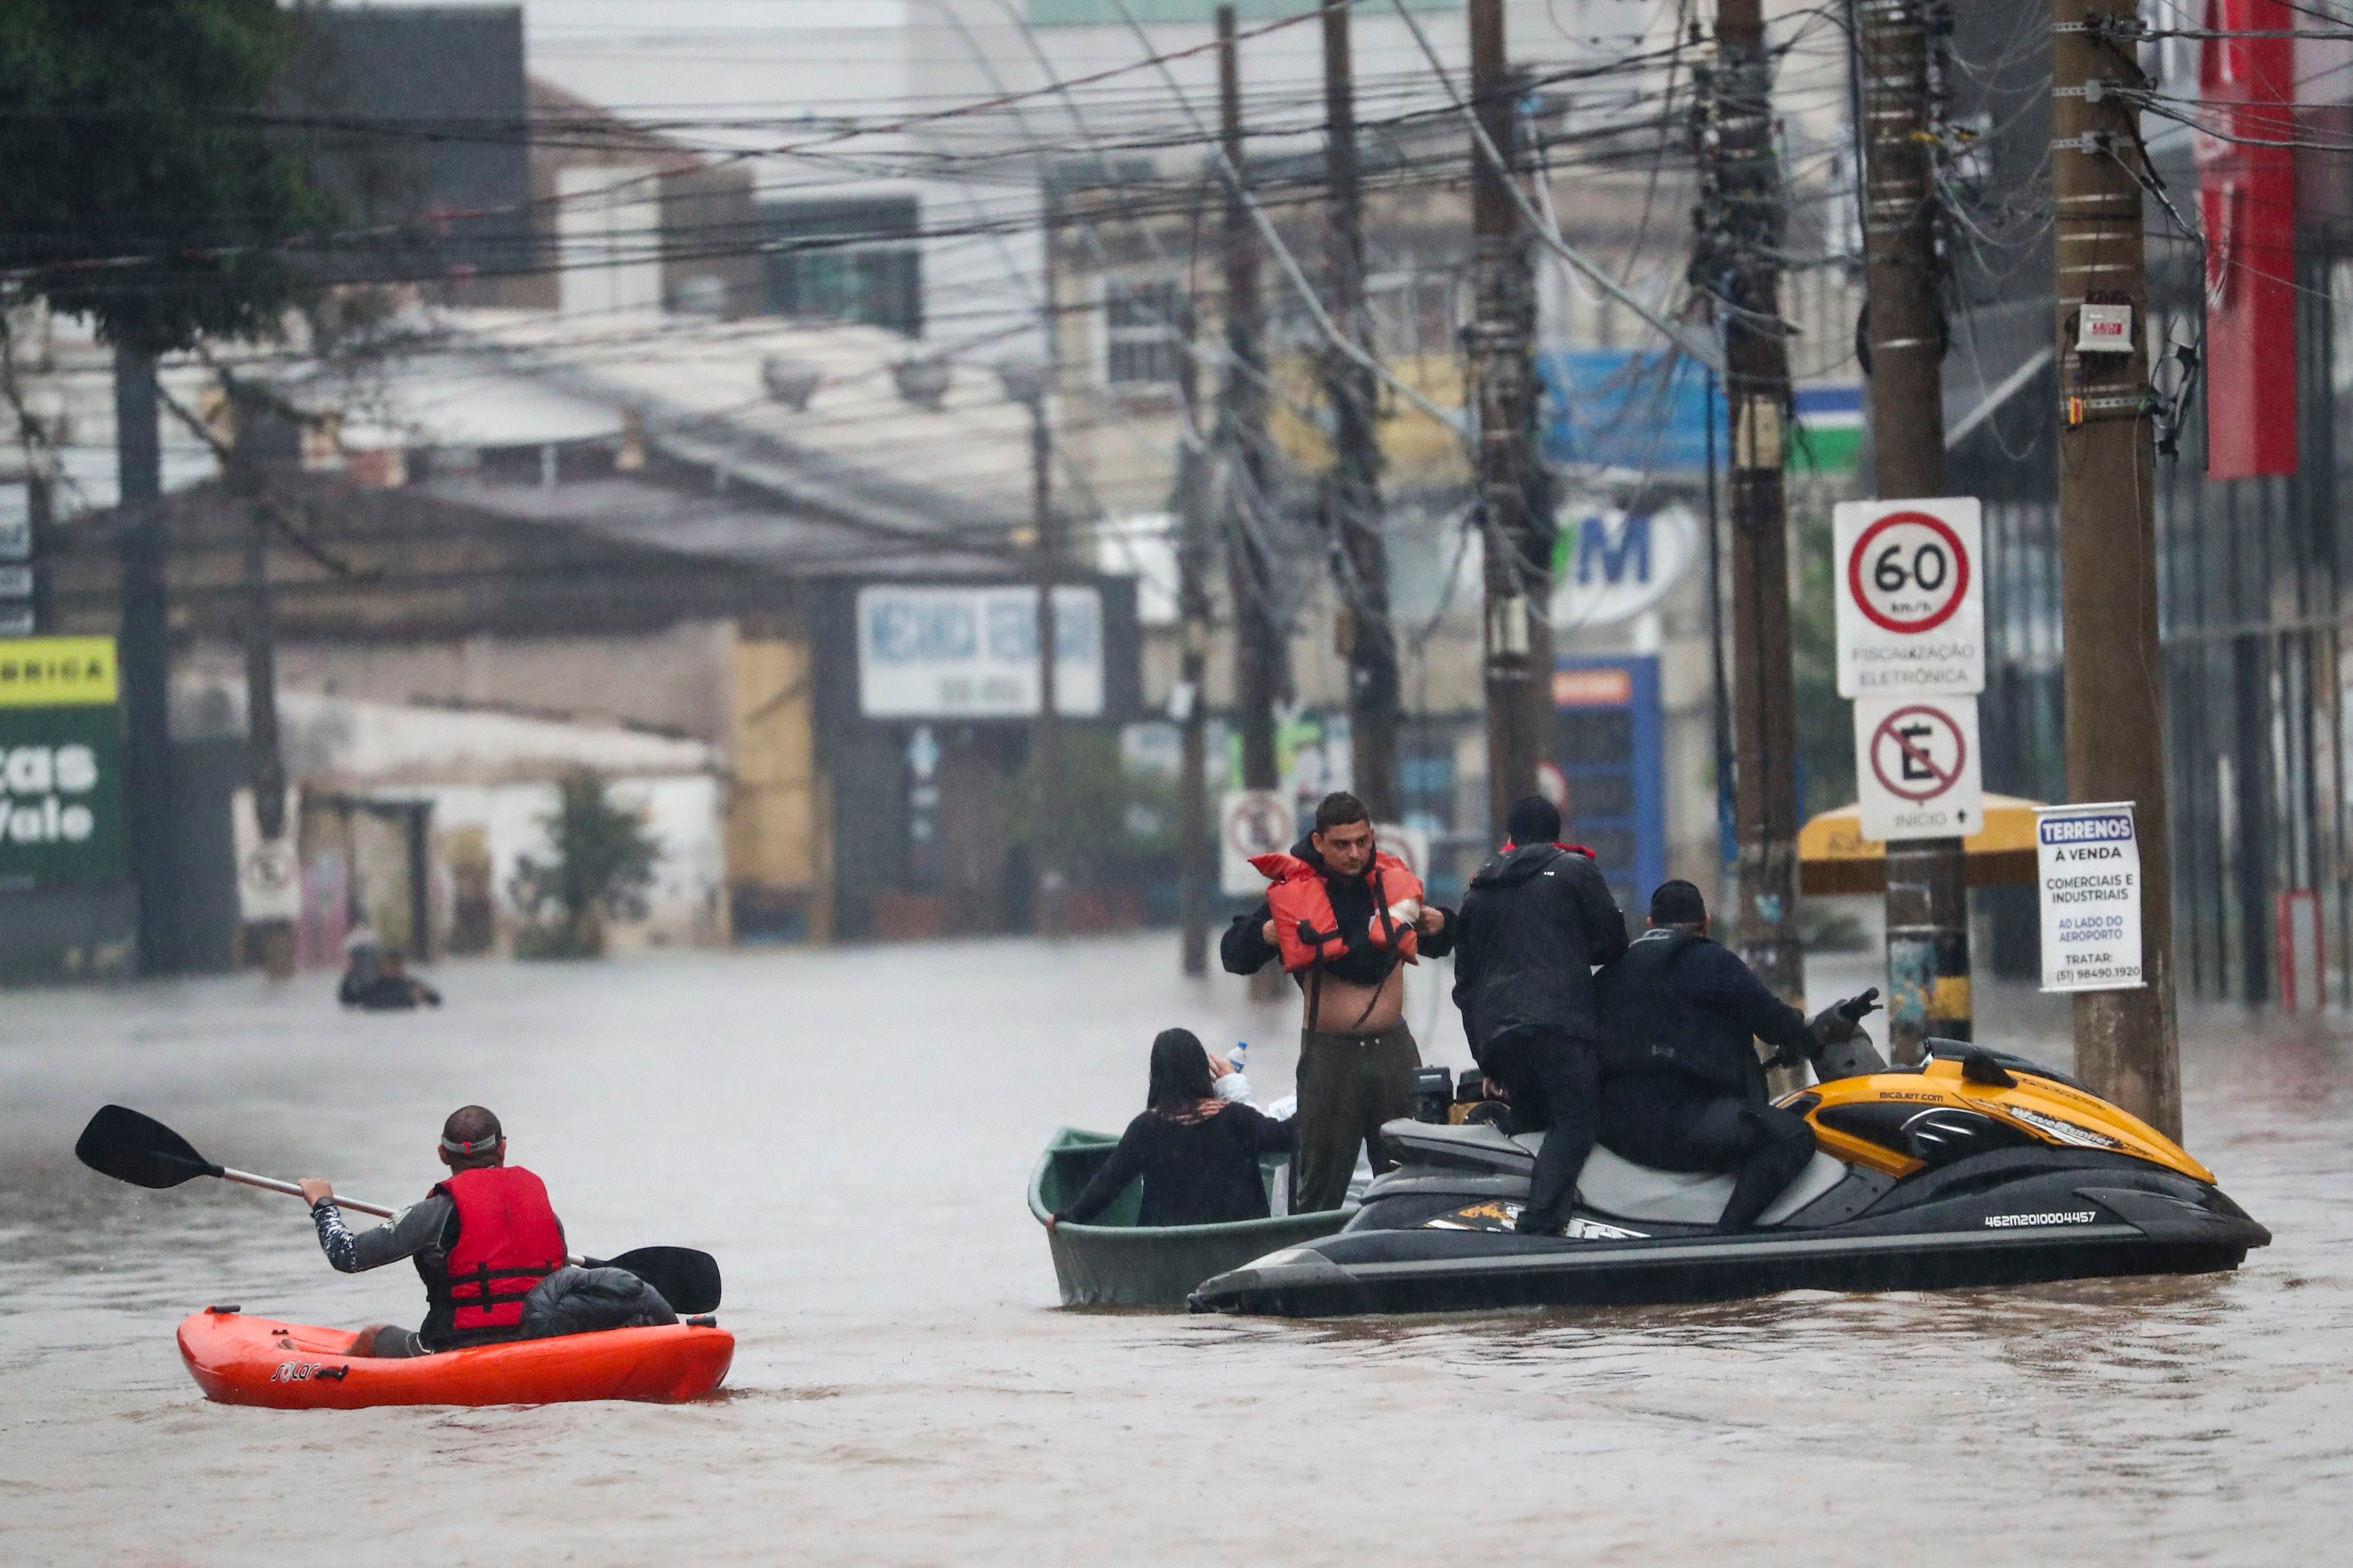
[1223,795,1291,860]
[243,840,297,892]
[1847,510,1971,635]
[1868,704,1968,803]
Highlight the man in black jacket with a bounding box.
[1221,792,1456,1212]
[1450,795,1628,1235]
[1596,880,1876,1232]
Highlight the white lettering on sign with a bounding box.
[2036,802,2146,993]
[1833,498,1985,697]
[0,743,101,844]
[1854,696,1982,843]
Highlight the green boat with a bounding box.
[1028,1127,1351,1308]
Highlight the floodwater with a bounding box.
[0,935,2346,1566]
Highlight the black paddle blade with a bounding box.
[598,1246,721,1315]
[75,1105,224,1191]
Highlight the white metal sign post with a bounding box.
[1855,696,1983,841]
[1219,790,1293,898]
[2034,802,2146,993]
[1833,498,1985,698]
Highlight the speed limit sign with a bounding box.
[1833,498,1984,698]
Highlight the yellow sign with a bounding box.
[0,637,120,707]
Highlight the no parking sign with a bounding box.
[1855,696,1982,842]
[1833,498,1984,698]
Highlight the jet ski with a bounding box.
[1189,1033,2270,1317]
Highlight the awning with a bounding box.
[1798,796,2044,896]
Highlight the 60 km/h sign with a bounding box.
[1855,696,1982,842]
[1833,498,1984,698]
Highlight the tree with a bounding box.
[0,0,323,352]
[3,2,325,975]
[508,771,664,960]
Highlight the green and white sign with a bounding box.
[0,637,126,890]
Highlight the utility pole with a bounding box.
[1467,0,1550,839]
[227,384,294,979]
[1218,5,1281,799]
[2052,1,2179,1135]
[1321,0,1399,822]
[113,345,176,977]
[1702,0,1805,1004]
[1024,376,1066,940]
[1175,301,1215,976]
[1858,0,1968,1058]
[24,472,54,634]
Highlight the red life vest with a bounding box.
[431,1165,565,1346]
[1250,850,1426,973]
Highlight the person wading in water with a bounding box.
[1221,792,1457,1212]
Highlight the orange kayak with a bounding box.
[176,1308,734,1409]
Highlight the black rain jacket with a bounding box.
[1450,843,1628,1063]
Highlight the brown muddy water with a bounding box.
[0,935,2346,1566]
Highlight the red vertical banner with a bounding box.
[2198,0,2299,479]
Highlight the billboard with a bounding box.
[0,637,127,890]
[857,585,1104,719]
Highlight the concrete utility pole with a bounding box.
[226,386,295,980]
[1024,376,1067,940]
[1218,5,1281,798]
[1467,0,1550,839]
[1704,0,1805,1004]
[112,345,176,976]
[24,473,54,633]
[2052,1,2180,1135]
[1858,0,1969,1057]
[1175,301,1214,976]
[1321,0,1399,821]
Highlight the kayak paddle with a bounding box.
[74,1104,721,1313]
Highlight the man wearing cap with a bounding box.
[1450,795,1629,1236]
[1596,881,1871,1232]
[296,1104,567,1357]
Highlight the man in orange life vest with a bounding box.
[1221,791,1457,1211]
[296,1104,567,1358]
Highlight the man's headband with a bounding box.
[441,1133,504,1157]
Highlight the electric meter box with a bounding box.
[2077,300,2135,355]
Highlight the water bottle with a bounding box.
[1230,1041,1249,1075]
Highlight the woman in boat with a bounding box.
[1048,1028,1296,1229]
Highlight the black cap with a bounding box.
[1649,879,1708,925]
[1505,795,1561,846]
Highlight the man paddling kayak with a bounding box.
[296,1104,566,1359]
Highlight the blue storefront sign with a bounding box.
[1551,655,1665,914]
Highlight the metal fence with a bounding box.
[1962,238,2353,1005]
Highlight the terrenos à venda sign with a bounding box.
[2035,803,2143,994]
[857,585,1104,720]
[0,638,127,890]
[1547,505,1700,628]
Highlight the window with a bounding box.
[1102,279,1185,387]
[762,197,923,338]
